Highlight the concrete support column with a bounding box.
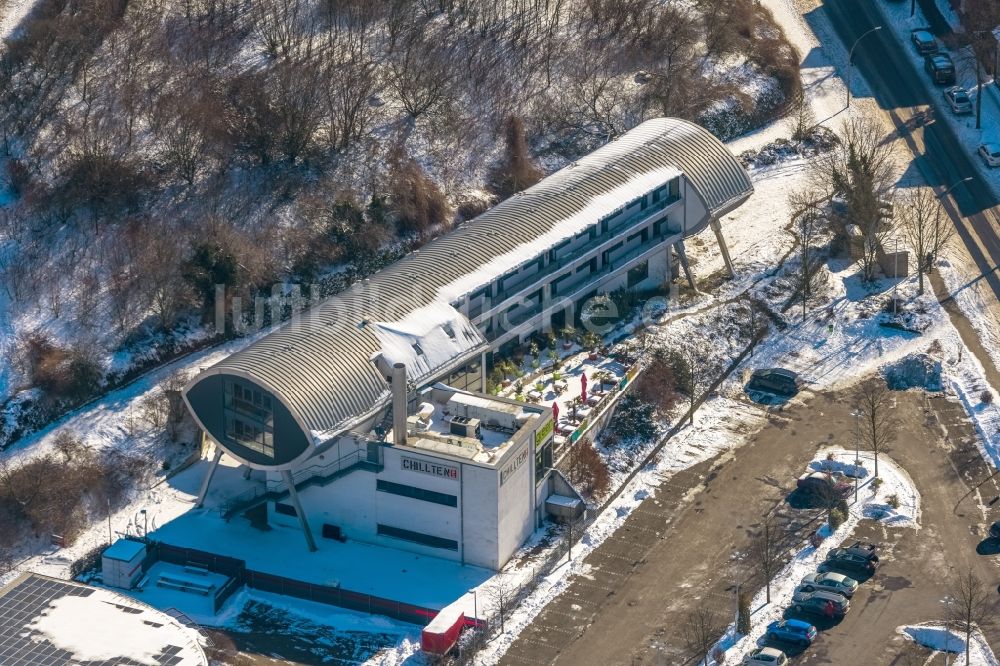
[710,218,735,278]
[480,349,488,391]
[195,447,224,508]
[282,469,317,552]
[674,240,697,293]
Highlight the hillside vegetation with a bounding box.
[0,0,798,446]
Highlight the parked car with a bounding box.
[796,471,852,497]
[798,571,859,598]
[911,29,938,55]
[747,368,799,397]
[791,589,850,618]
[744,647,788,666]
[818,545,879,574]
[988,520,1000,539]
[943,86,973,114]
[924,54,956,85]
[979,143,1000,168]
[765,618,818,646]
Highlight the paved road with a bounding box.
[820,0,1000,300]
[499,389,1000,665]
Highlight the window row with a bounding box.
[377,480,458,507]
[377,524,458,551]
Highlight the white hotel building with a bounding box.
[182,117,752,571]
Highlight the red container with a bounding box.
[421,607,465,655]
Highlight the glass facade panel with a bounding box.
[224,379,276,459]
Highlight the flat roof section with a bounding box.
[0,573,207,666]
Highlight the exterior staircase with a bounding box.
[221,450,382,520]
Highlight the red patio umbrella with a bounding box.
[580,373,588,404]
[552,401,560,422]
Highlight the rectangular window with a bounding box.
[377,480,458,507]
[628,261,649,288]
[224,414,274,458]
[669,178,680,199]
[641,196,648,210]
[377,524,458,551]
[274,502,296,516]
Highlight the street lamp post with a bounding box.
[847,26,883,108]
[853,410,861,504]
[893,237,899,315]
[469,588,478,624]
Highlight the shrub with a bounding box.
[388,154,448,235]
[872,477,883,492]
[563,438,610,499]
[635,352,681,413]
[829,507,846,531]
[491,116,542,198]
[21,334,102,404]
[607,394,657,444]
[886,493,900,510]
[982,390,993,405]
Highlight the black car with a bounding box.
[910,29,938,55]
[924,54,956,85]
[747,368,799,397]
[818,546,879,574]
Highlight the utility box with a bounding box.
[102,539,146,590]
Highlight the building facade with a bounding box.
[183,117,753,570]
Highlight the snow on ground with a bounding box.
[899,622,999,666]
[0,0,37,41]
[719,448,920,663]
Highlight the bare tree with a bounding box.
[485,573,518,634]
[816,116,897,282]
[387,28,456,118]
[750,513,781,604]
[789,84,815,141]
[899,186,953,295]
[682,607,724,666]
[947,567,994,666]
[853,378,897,478]
[679,348,706,426]
[789,189,826,320]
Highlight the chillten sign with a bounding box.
[401,456,459,480]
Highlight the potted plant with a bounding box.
[514,380,523,396]
[561,325,576,350]
[534,380,545,393]
[581,331,602,360]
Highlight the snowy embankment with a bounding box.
[899,623,999,666]
[719,448,920,663]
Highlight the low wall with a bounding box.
[142,539,437,625]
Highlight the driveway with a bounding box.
[499,388,1000,665]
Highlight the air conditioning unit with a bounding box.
[448,415,481,439]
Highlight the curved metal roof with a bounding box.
[186,118,753,440]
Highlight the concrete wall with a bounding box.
[495,434,535,568]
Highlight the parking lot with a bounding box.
[500,387,1000,665]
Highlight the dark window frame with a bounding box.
[377,480,458,507]
[377,523,458,551]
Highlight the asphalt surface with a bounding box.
[499,389,1000,666]
[819,0,1000,299]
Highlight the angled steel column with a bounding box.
[709,218,735,278]
[195,447,224,508]
[282,469,317,552]
[673,240,697,293]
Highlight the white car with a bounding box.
[979,143,1000,167]
[744,647,788,666]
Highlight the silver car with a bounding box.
[798,571,859,598]
[944,86,972,114]
[979,143,1000,168]
[744,647,788,666]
